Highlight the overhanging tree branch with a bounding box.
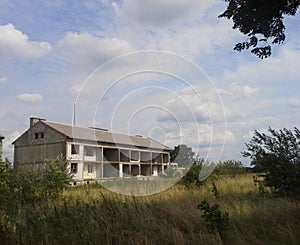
[219,0,300,58]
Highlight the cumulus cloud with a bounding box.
[112,0,217,26]
[214,43,300,138]
[110,0,238,59]
[0,23,51,59]
[219,82,259,100]
[220,45,300,86]
[57,32,132,70]
[16,93,43,102]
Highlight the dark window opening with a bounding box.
[85,146,95,157]
[103,148,119,162]
[71,163,78,173]
[152,152,162,163]
[141,151,151,163]
[120,149,130,162]
[163,154,169,163]
[71,144,80,154]
[131,150,139,161]
[34,132,44,140]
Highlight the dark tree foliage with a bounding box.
[242,127,300,198]
[179,158,204,187]
[219,0,299,58]
[198,200,229,233]
[170,144,195,167]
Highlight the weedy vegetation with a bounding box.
[1,135,300,244]
[1,161,300,244]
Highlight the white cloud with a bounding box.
[220,45,300,86]
[110,0,239,60]
[149,22,236,58]
[219,82,259,100]
[17,93,43,102]
[113,0,217,26]
[57,32,132,70]
[0,23,51,59]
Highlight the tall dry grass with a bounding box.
[1,174,299,244]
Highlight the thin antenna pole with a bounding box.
[73,103,76,126]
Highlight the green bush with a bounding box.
[0,156,73,218]
[198,200,229,233]
[40,157,73,200]
[243,127,300,198]
[178,159,203,187]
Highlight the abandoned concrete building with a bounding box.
[13,118,170,181]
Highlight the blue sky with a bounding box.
[0,0,299,164]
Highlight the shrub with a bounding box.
[0,156,73,218]
[40,157,73,200]
[179,159,203,187]
[243,127,300,198]
[198,200,229,233]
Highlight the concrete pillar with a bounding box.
[119,163,123,178]
[153,165,158,176]
[78,161,84,180]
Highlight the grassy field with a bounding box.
[1,174,300,244]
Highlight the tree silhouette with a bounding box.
[170,144,195,167]
[219,0,299,58]
[242,127,300,198]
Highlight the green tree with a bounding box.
[40,157,74,200]
[170,144,195,167]
[242,127,300,198]
[219,0,299,58]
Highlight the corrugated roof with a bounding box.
[44,121,169,150]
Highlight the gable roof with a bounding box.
[43,121,169,150]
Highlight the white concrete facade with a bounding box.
[66,142,170,182]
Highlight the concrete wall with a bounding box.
[14,121,66,167]
[14,142,66,167]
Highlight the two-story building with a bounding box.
[13,117,170,182]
